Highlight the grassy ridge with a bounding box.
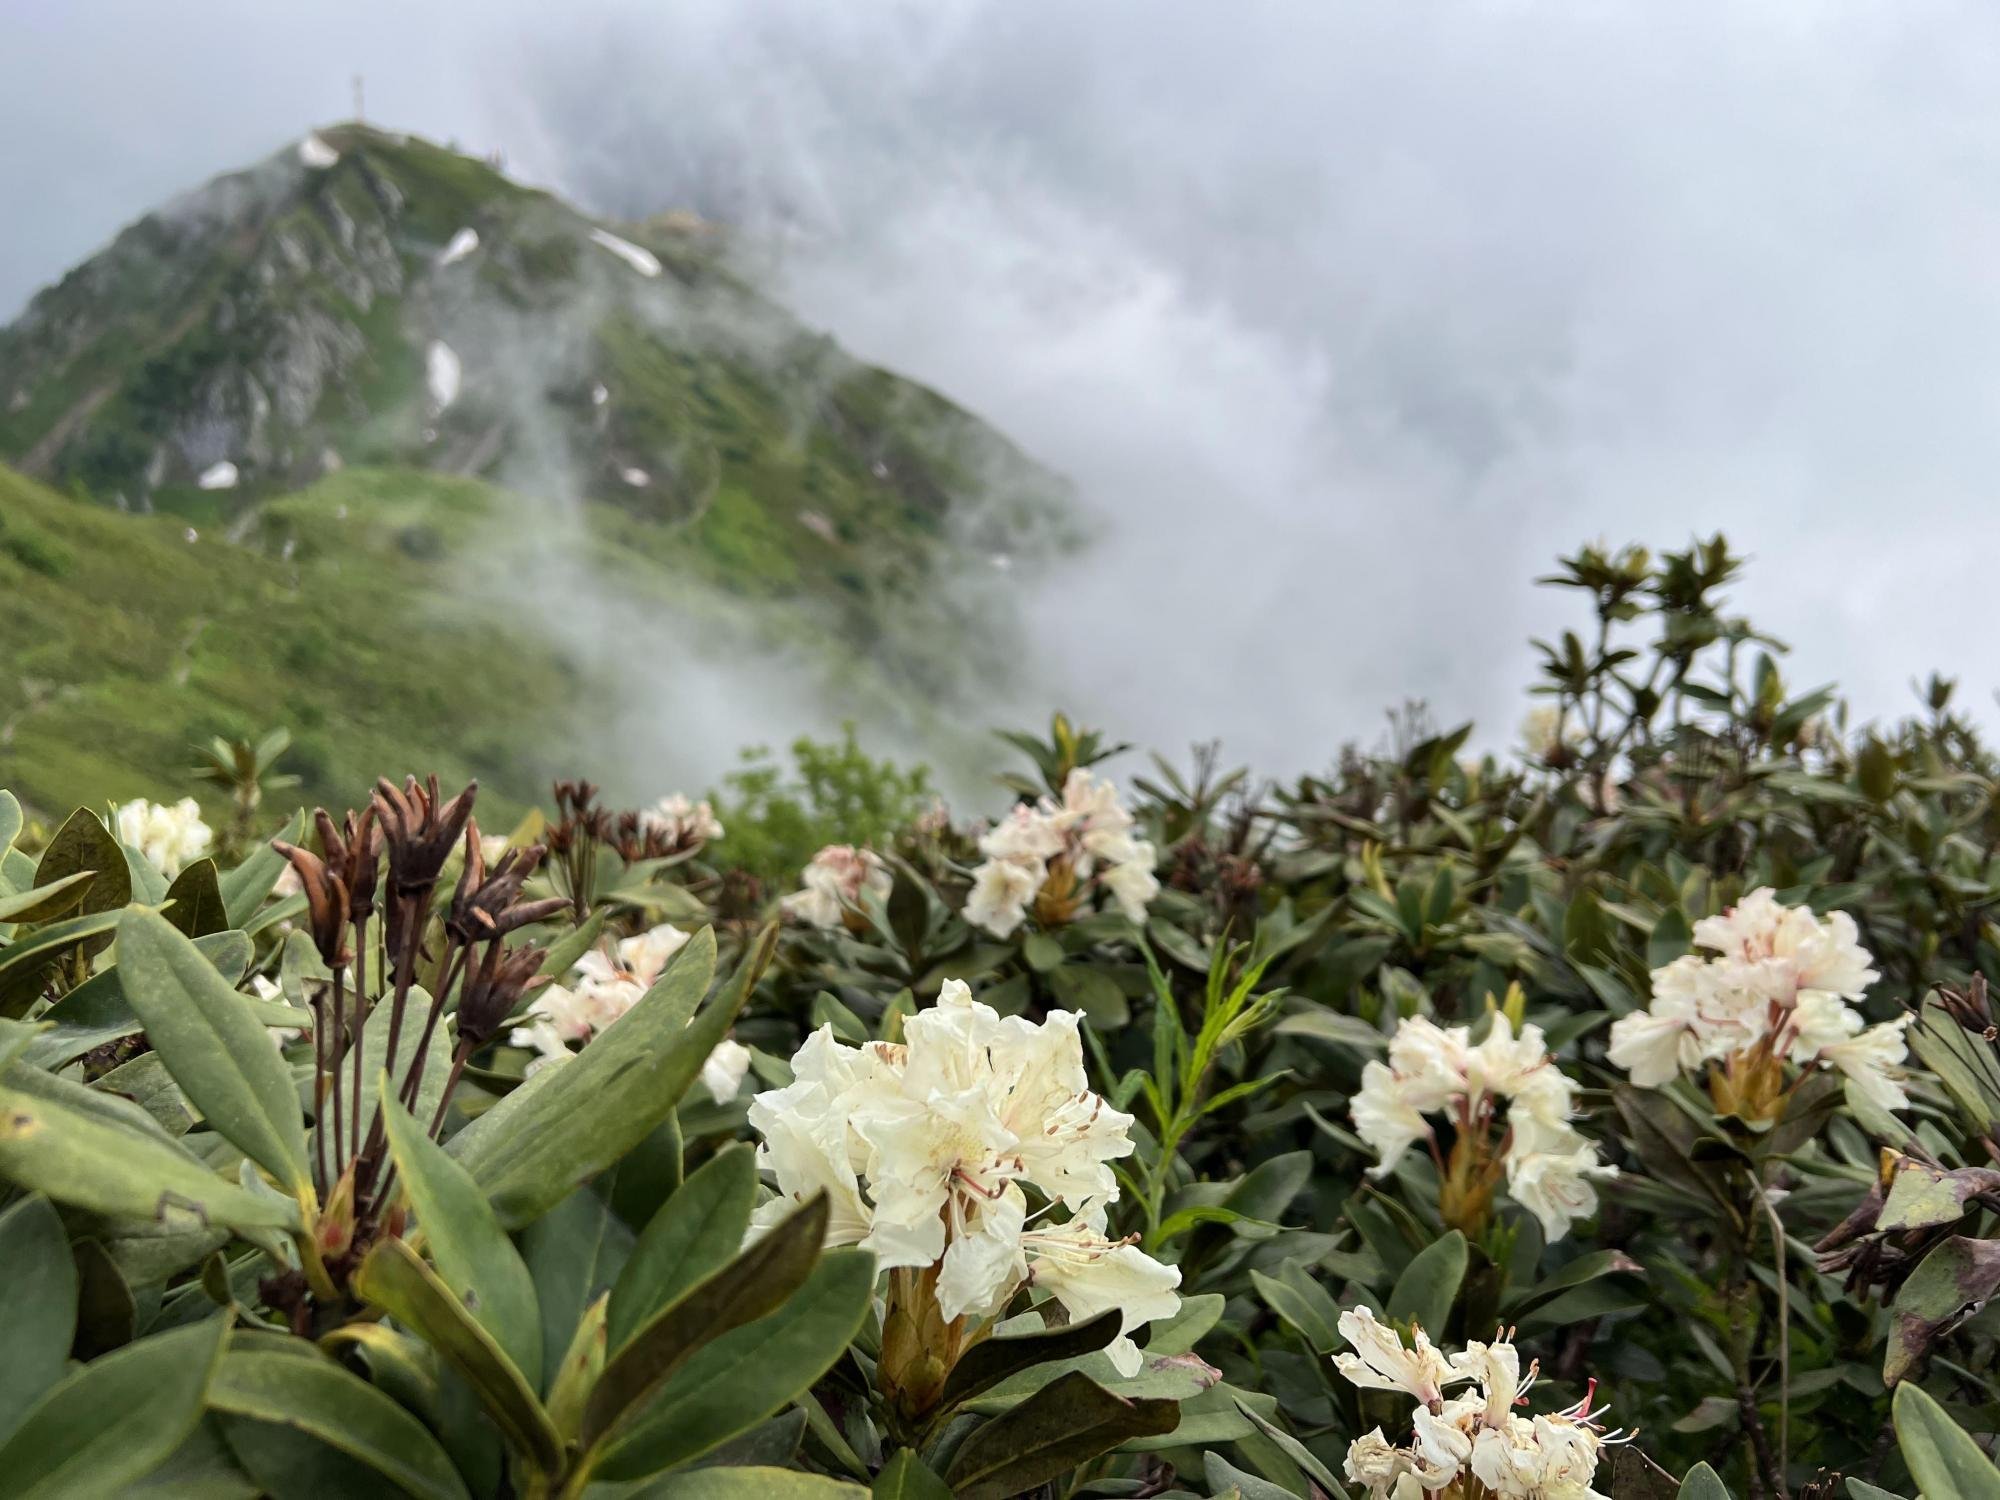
[0,462,581,819]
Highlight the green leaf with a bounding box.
[0,908,126,1017]
[217,811,304,929]
[1877,1161,2000,1233]
[938,1308,1122,1411]
[637,1468,868,1500]
[1893,1381,2000,1500]
[521,1188,634,1392]
[1885,1236,2000,1385]
[35,807,132,942]
[381,1090,543,1384]
[72,1237,136,1357]
[1502,1249,1644,1319]
[1647,907,1692,971]
[0,870,95,925]
[208,1347,471,1500]
[1387,1230,1467,1337]
[0,1315,227,1500]
[163,860,229,938]
[350,1237,562,1477]
[1023,932,1065,972]
[0,1068,301,1233]
[114,907,309,1199]
[589,1247,876,1482]
[125,1417,259,1498]
[22,930,250,1070]
[314,999,450,1179]
[585,1192,830,1449]
[538,907,609,978]
[1250,1263,1344,1353]
[872,1448,954,1500]
[451,925,764,1228]
[1677,1461,1732,1500]
[609,1142,758,1352]
[0,1196,78,1443]
[0,791,19,860]
[942,1370,1181,1500]
[1046,965,1130,1028]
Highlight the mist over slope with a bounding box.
[0,124,1079,812]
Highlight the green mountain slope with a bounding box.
[0,125,1077,814]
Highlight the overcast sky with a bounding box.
[7,1,2000,775]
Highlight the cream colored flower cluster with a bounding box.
[782,844,893,931]
[747,980,1181,1373]
[114,797,213,878]
[1351,1015,1614,1241]
[1338,1307,1612,1500]
[1606,888,1908,1108]
[642,792,724,847]
[963,768,1160,939]
[509,921,750,1102]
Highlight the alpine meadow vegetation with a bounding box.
[6,536,2000,1499]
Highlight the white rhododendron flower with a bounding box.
[1350,1013,1614,1240]
[642,793,724,847]
[508,922,741,1098]
[783,844,893,930]
[114,797,213,877]
[962,768,1160,938]
[698,1037,754,1105]
[248,974,303,1049]
[114,796,213,877]
[1338,1309,1618,1500]
[1607,888,1909,1109]
[1520,704,1583,764]
[746,979,1180,1374]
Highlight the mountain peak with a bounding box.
[0,126,1078,810]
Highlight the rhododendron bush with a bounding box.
[4,538,2000,1498]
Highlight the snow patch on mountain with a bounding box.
[427,341,462,410]
[589,228,661,278]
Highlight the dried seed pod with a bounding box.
[271,839,350,967]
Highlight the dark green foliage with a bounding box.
[713,724,933,883]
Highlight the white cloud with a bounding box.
[7,0,2000,775]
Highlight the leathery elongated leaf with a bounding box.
[936,1308,1122,1412]
[521,1187,634,1392]
[163,859,229,938]
[608,1142,758,1352]
[943,1369,1181,1500]
[314,995,450,1178]
[1250,1263,1344,1353]
[451,924,775,1229]
[217,811,304,929]
[1676,1462,1730,1500]
[590,1247,877,1482]
[1893,1381,2000,1499]
[23,929,251,1070]
[0,870,94,925]
[351,1237,563,1477]
[1885,1236,2000,1385]
[0,1195,78,1444]
[1387,1230,1468,1336]
[0,1314,228,1500]
[115,907,309,1199]
[0,908,125,1015]
[208,1347,470,1500]
[872,1449,954,1500]
[381,1090,542,1383]
[637,1468,869,1500]
[34,807,131,947]
[0,1069,301,1233]
[585,1191,830,1447]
